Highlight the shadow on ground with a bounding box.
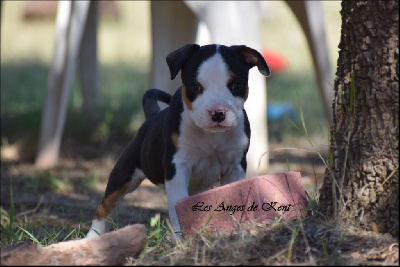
[1,137,327,238]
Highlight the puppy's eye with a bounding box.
[189,83,203,93]
[230,82,244,92]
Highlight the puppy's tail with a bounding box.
[142,89,172,120]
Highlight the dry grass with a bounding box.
[1,140,398,265]
[128,216,398,266]
[2,2,397,265]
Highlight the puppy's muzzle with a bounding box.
[209,109,226,123]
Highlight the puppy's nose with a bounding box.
[210,109,226,123]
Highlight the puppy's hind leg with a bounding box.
[86,168,146,238]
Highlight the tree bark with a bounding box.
[0,224,147,266]
[319,1,399,238]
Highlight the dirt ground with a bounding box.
[2,139,399,265]
[1,138,326,234]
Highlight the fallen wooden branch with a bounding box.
[1,224,147,266]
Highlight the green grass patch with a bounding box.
[1,62,148,145]
[266,72,329,140]
[0,182,86,246]
[1,1,340,148]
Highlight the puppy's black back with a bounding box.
[140,88,184,185]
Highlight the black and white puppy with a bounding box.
[86,44,270,239]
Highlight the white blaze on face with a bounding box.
[188,52,245,132]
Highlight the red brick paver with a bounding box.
[175,172,307,235]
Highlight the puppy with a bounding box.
[86,44,270,239]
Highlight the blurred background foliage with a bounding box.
[1,1,341,160]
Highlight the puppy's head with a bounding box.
[166,44,270,132]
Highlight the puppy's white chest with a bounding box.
[188,138,241,194]
[174,111,248,194]
[191,144,236,177]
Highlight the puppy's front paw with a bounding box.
[170,230,183,244]
[85,228,102,239]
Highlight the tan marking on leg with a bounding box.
[171,133,179,149]
[95,183,129,220]
[182,84,192,110]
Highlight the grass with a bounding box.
[6,1,397,265]
[0,0,334,231]
[2,181,398,265]
[1,98,396,264]
[126,216,398,265]
[0,179,84,246]
[1,1,341,146]
[126,80,396,265]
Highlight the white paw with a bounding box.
[85,228,102,239]
[170,230,183,243]
[86,218,111,239]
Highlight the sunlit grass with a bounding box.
[1,0,340,246]
[1,1,341,145]
[1,1,152,64]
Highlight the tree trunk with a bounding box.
[319,1,399,238]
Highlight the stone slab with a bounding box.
[175,172,307,235]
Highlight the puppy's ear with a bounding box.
[166,44,201,80]
[232,45,271,77]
